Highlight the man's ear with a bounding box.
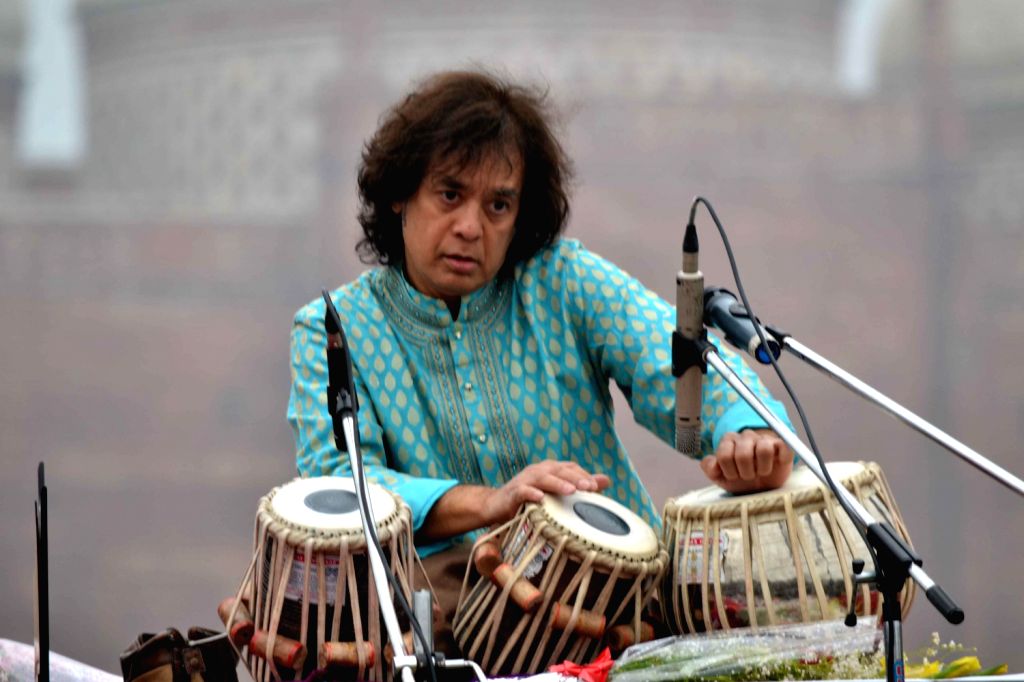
[392,202,404,214]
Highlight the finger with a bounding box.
[517,461,571,486]
[536,473,577,496]
[776,441,794,467]
[514,485,546,506]
[700,455,724,483]
[733,434,758,480]
[548,461,604,491]
[535,460,585,480]
[715,438,739,480]
[755,435,779,477]
[492,485,541,520]
[497,483,544,516]
[578,471,613,492]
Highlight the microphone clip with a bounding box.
[672,328,709,378]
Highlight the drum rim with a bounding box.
[663,461,881,520]
[258,476,411,550]
[524,491,665,569]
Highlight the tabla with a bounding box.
[223,477,415,682]
[661,461,915,634]
[453,490,667,677]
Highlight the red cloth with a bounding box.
[549,647,614,682]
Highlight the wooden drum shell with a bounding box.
[454,491,667,677]
[236,477,415,682]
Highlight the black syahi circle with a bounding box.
[573,501,629,536]
[304,489,359,515]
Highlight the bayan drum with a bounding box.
[661,461,915,634]
[453,490,667,677]
[223,477,415,682]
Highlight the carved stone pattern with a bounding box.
[84,40,342,223]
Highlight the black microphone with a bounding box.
[322,290,358,452]
[703,287,781,364]
[672,223,705,456]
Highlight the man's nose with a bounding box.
[452,202,484,240]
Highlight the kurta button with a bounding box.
[464,382,472,391]
[455,330,463,340]
[477,434,487,443]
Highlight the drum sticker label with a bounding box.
[677,531,729,584]
[507,521,553,580]
[522,543,554,580]
[286,551,340,605]
[507,521,530,564]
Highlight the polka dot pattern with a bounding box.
[287,239,792,553]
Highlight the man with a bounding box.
[287,69,793,648]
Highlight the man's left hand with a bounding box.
[699,428,794,494]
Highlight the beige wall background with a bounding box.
[1,0,1022,674]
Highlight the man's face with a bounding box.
[398,152,523,306]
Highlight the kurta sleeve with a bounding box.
[287,299,459,533]
[561,242,793,457]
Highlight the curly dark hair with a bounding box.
[356,70,574,272]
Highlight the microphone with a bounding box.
[672,222,706,456]
[322,290,358,450]
[703,287,781,364]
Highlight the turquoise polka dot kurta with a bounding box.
[287,239,792,556]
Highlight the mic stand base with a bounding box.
[425,658,488,682]
[876,548,909,682]
[883,603,905,682]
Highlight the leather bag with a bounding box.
[120,627,238,682]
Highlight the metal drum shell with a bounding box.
[661,461,915,635]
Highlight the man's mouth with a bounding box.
[443,254,478,273]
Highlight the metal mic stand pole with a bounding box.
[702,349,964,682]
[341,407,491,681]
[339,416,419,682]
[349,427,491,681]
[344,422,490,682]
[770,331,1024,498]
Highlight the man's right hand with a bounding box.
[418,460,611,542]
[483,460,612,527]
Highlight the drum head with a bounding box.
[669,461,866,508]
[269,476,398,532]
[540,490,659,559]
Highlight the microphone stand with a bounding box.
[343,419,418,682]
[700,346,964,682]
[323,311,418,682]
[323,292,489,682]
[766,328,1024,498]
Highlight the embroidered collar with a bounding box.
[375,266,511,335]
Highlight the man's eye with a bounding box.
[492,200,510,213]
[440,190,459,203]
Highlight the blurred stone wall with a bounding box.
[1,0,1021,673]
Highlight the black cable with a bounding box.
[339,405,438,682]
[687,196,881,580]
[359,492,438,682]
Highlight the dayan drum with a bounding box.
[220,477,415,682]
[661,461,916,635]
[453,490,667,677]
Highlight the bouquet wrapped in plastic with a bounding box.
[609,621,880,682]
